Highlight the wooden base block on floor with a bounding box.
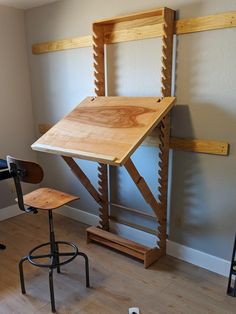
[86,226,164,268]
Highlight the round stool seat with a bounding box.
[27,241,79,268]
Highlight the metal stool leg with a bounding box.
[55,242,60,274]
[19,256,28,294]
[49,268,56,313]
[78,252,90,288]
[48,210,60,274]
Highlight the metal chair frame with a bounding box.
[7,156,90,312]
[227,233,236,297]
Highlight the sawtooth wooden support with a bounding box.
[97,163,109,231]
[93,20,110,231]
[86,7,175,268]
[156,7,174,254]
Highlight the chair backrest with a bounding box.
[7,156,44,184]
[6,156,44,213]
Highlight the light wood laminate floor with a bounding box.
[0,212,235,314]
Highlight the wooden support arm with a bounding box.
[62,156,100,204]
[124,158,160,218]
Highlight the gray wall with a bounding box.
[25,0,236,260]
[0,5,36,209]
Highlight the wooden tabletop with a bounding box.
[32,96,175,166]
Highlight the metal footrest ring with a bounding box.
[28,241,78,268]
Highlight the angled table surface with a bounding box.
[32,96,175,166]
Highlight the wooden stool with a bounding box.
[7,156,90,312]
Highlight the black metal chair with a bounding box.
[7,156,90,312]
[0,159,12,250]
[227,233,236,297]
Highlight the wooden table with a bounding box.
[32,96,175,267]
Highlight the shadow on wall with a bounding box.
[169,103,236,258]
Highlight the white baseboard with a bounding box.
[1,204,230,277]
[0,204,23,221]
[56,205,230,277]
[166,239,230,277]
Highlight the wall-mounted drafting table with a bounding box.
[32,96,175,165]
[32,6,176,268]
[32,96,175,267]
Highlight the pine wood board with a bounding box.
[93,7,164,25]
[37,123,229,156]
[32,96,175,166]
[32,35,92,54]
[32,10,236,55]
[104,23,163,44]
[176,11,236,35]
[170,137,229,156]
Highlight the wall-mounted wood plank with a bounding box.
[176,11,236,35]
[104,23,163,44]
[32,11,236,55]
[37,124,229,156]
[170,137,229,156]
[94,7,164,24]
[32,35,92,55]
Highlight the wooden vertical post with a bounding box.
[157,8,175,253]
[93,23,105,96]
[93,23,109,230]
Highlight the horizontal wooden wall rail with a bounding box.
[170,137,229,156]
[32,10,236,55]
[176,11,236,35]
[32,35,92,54]
[38,123,229,156]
